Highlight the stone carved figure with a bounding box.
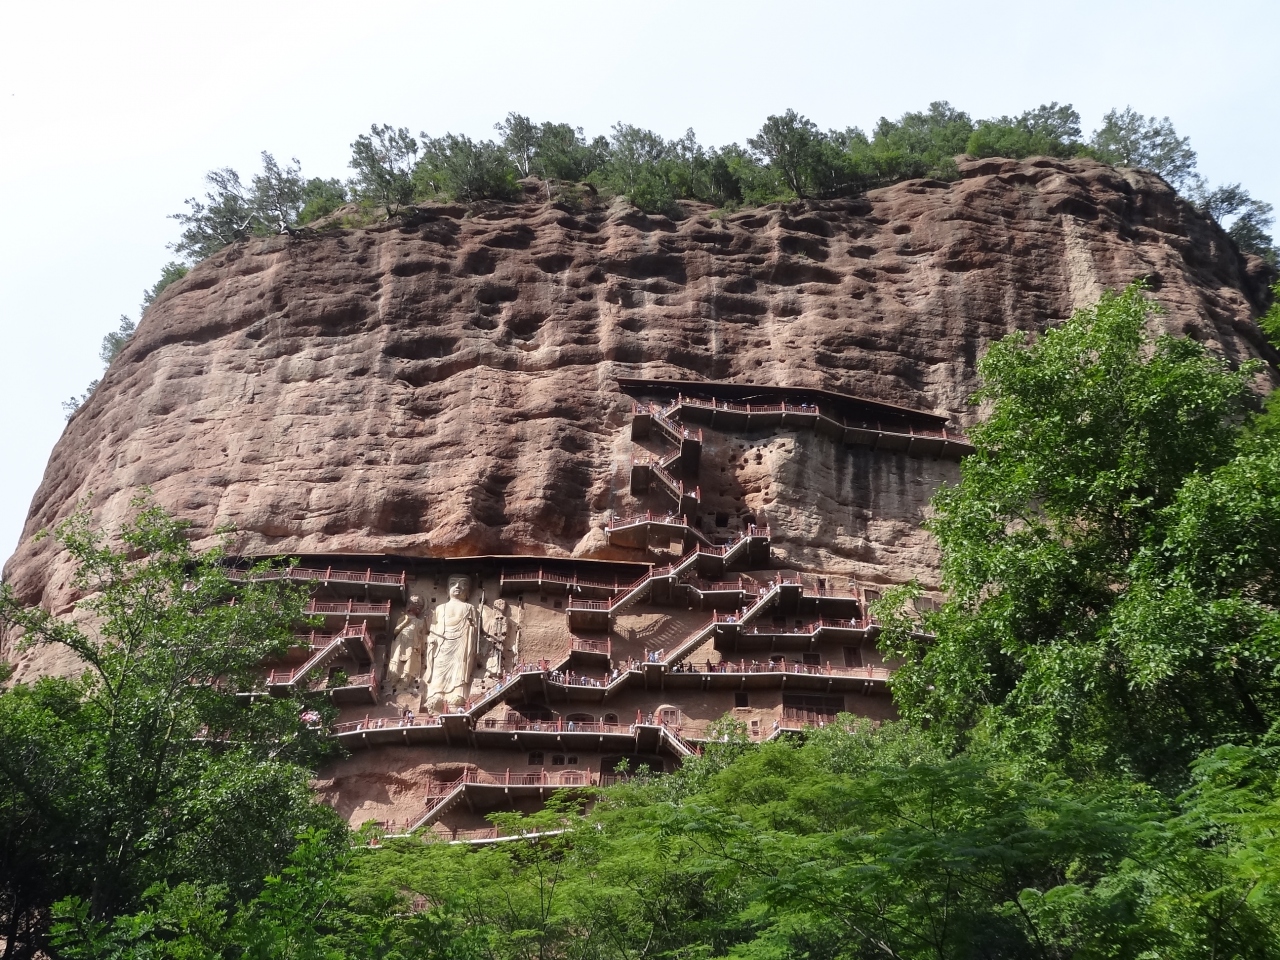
[386,595,425,689]
[423,576,480,710]
[481,598,511,680]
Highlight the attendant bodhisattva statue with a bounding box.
[386,595,425,691]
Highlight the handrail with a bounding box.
[670,395,971,446]
[608,510,686,530]
[334,714,444,734]
[499,568,624,592]
[671,659,892,681]
[709,580,783,626]
[230,566,406,588]
[304,599,391,617]
[565,549,698,615]
[411,767,601,829]
[650,461,685,497]
[657,618,717,665]
[566,528,762,617]
[635,401,703,445]
[291,620,371,650]
[571,638,611,655]
[475,718,634,735]
[335,672,375,690]
[545,671,612,689]
[268,622,374,687]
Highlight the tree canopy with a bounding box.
[0,499,342,958]
[881,285,1277,781]
[160,102,1277,265]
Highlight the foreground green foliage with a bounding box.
[883,286,1279,783]
[0,501,341,959]
[49,721,1280,959]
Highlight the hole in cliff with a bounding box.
[1049,196,1099,220]
[383,336,457,360]
[294,298,370,334]
[506,310,548,341]
[535,253,574,273]
[777,214,833,237]
[778,234,829,261]
[603,344,647,364]
[707,292,768,317]
[767,260,842,287]
[475,283,518,305]
[720,276,757,295]
[483,225,536,249]
[391,258,445,278]
[458,248,497,275]
[604,253,687,285]
[376,489,428,535]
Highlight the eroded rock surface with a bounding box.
[7,157,1276,659]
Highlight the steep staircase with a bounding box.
[566,526,770,630]
[267,622,375,693]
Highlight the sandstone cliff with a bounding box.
[6,156,1276,668]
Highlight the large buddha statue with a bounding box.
[423,576,480,710]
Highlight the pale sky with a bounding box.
[1,0,1277,564]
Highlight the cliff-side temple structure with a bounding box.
[243,379,967,839]
[5,156,1276,842]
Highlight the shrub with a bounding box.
[140,262,189,312]
[966,102,1083,159]
[1086,107,1200,191]
[416,133,520,202]
[296,177,348,225]
[347,124,418,214]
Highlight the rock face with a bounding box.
[5,156,1276,682]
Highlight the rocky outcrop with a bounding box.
[6,156,1276,648]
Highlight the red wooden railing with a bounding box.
[291,621,373,652]
[671,394,970,446]
[269,622,375,687]
[334,712,446,735]
[231,566,406,588]
[498,568,624,592]
[674,659,892,681]
[632,402,704,444]
[475,717,633,735]
[571,638,611,655]
[566,529,763,617]
[304,599,391,618]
